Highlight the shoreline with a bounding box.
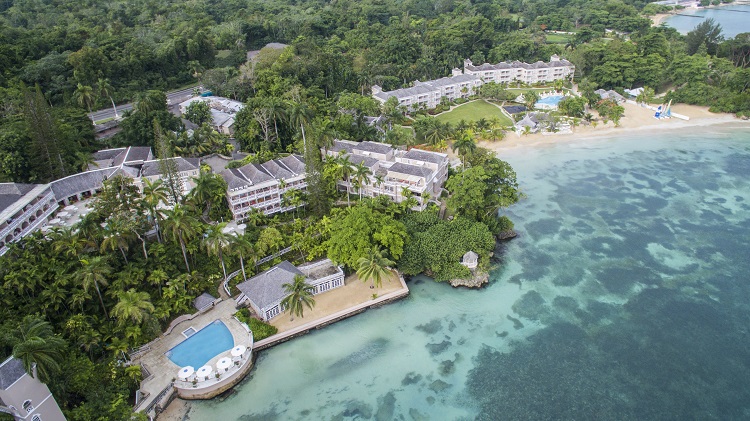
[650,2,743,27]
[479,102,748,154]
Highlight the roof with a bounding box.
[329,139,356,155]
[193,292,216,311]
[462,250,478,262]
[50,168,116,201]
[352,141,394,156]
[141,157,200,177]
[388,162,434,179]
[0,183,37,217]
[0,357,27,390]
[373,74,480,101]
[236,261,308,310]
[91,147,152,169]
[515,114,539,128]
[503,105,527,114]
[348,154,379,169]
[402,149,447,165]
[277,155,305,175]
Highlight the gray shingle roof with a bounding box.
[238,163,275,184]
[277,155,305,175]
[260,160,293,180]
[348,155,379,169]
[220,169,251,190]
[353,141,394,155]
[50,168,116,201]
[141,158,200,177]
[330,140,356,155]
[402,149,447,165]
[428,73,480,88]
[388,162,434,179]
[92,148,125,162]
[193,292,216,311]
[0,357,27,390]
[373,84,435,102]
[125,146,152,162]
[0,183,36,214]
[236,261,308,310]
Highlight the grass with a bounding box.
[545,33,573,44]
[94,117,115,125]
[435,100,513,126]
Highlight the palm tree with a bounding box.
[7,316,65,383]
[352,161,373,200]
[229,234,255,281]
[356,247,395,289]
[74,83,95,114]
[112,289,155,326]
[76,257,112,318]
[524,90,540,111]
[162,204,198,272]
[100,219,132,263]
[374,174,385,197]
[281,274,315,320]
[451,132,476,166]
[97,77,119,118]
[189,171,226,220]
[203,223,232,281]
[266,97,287,141]
[142,178,168,242]
[287,100,313,151]
[335,154,354,206]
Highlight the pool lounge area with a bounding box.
[167,320,234,368]
[535,94,565,109]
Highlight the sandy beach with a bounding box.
[651,12,672,26]
[478,102,747,154]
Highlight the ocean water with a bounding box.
[664,5,750,38]
[188,125,750,420]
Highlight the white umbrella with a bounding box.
[177,366,194,380]
[237,224,247,230]
[196,365,213,379]
[57,211,70,218]
[230,345,247,357]
[222,226,234,234]
[216,357,232,371]
[64,205,77,211]
[49,218,61,225]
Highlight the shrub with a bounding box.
[235,309,278,340]
[454,98,468,104]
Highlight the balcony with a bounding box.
[0,192,56,241]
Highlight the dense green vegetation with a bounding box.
[235,309,278,340]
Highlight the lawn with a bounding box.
[435,100,513,126]
[545,33,573,44]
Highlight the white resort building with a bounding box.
[0,357,66,421]
[0,183,57,256]
[235,259,345,321]
[372,55,574,110]
[326,140,449,209]
[178,96,244,135]
[138,157,201,198]
[219,155,307,221]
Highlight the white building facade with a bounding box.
[0,357,66,421]
[463,55,575,85]
[0,184,58,256]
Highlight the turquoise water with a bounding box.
[189,124,750,420]
[166,320,234,368]
[536,95,564,107]
[664,5,750,38]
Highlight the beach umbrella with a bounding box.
[216,357,233,371]
[231,345,247,357]
[196,365,213,379]
[177,366,195,380]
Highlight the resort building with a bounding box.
[326,140,449,209]
[0,357,66,421]
[235,259,345,321]
[0,183,57,256]
[463,55,575,85]
[178,96,244,135]
[139,157,201,197]
[595,89,626,104]
[219,155,307,221]
[90,147,153,171]
[371,73,482,110]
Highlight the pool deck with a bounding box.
[132,299,251,415]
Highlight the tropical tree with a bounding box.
[352,161,373,200]
[229,234,255,281]
[97,77,118,118]
[287,100,313,151]
[452,132,477,166]
[112,289,155,326]
[189,171,227,220]
[74,83,95,114]
[76,257,112,318]
[162,204,199,271]
[5,316,65,383]
[203,223,232,281]
[142,178,168,241]
[280,274,315,320]
[356,246,395,289]
[335,154,354,206]
[523,90,540,111]
[100,218,132,263]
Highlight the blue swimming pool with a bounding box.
[166,320,234,368]
[536,95,565,108]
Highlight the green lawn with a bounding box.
[545,33,573,44]
[435,100,513,126]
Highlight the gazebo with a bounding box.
[461,251,478,270]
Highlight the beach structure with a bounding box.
[178,96,244,135]
[463,55,575,85]
[0,357,66,421]
[461,251,479,270]
[235,259,345,321]
[219,155,307,221]
[594,89,626,104]
[0,183,57,256]
[325,140,449,209]
[515,113,541,134]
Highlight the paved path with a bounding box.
[89,86,201,122]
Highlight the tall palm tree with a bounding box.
[287,100,313,151]
[97,77,119,118]
[229,234,255,281]
[162,204,198,272]
[100,219,132,263]
[451,132,476,166]
[524,90,540,111]
[266,97,287,141]
[76,257,112,318]
[374,174,385,197]
[356,247,395,289]
[6,316,65,383]
[142,178,169,242]
[281,274,315,320]
[352,161,373,200]
[335,154,354,207]
[74,83,95,114]
[112,289,155,326]
[203,223,232,281]
[189,171,226,220]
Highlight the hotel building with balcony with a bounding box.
[0,183,58,256]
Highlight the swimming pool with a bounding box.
[535,95,565,109]
[166,320,234,367]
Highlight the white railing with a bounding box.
[231,188,278,205]
[0,192,56,240]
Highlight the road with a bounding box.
[88,86,201,123]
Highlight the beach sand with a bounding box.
[478,102,746,154]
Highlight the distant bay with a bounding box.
[186,124,750,420]
[663,5,750,38]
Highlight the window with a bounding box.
[23,400,33,413]
[32,415,42,421]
